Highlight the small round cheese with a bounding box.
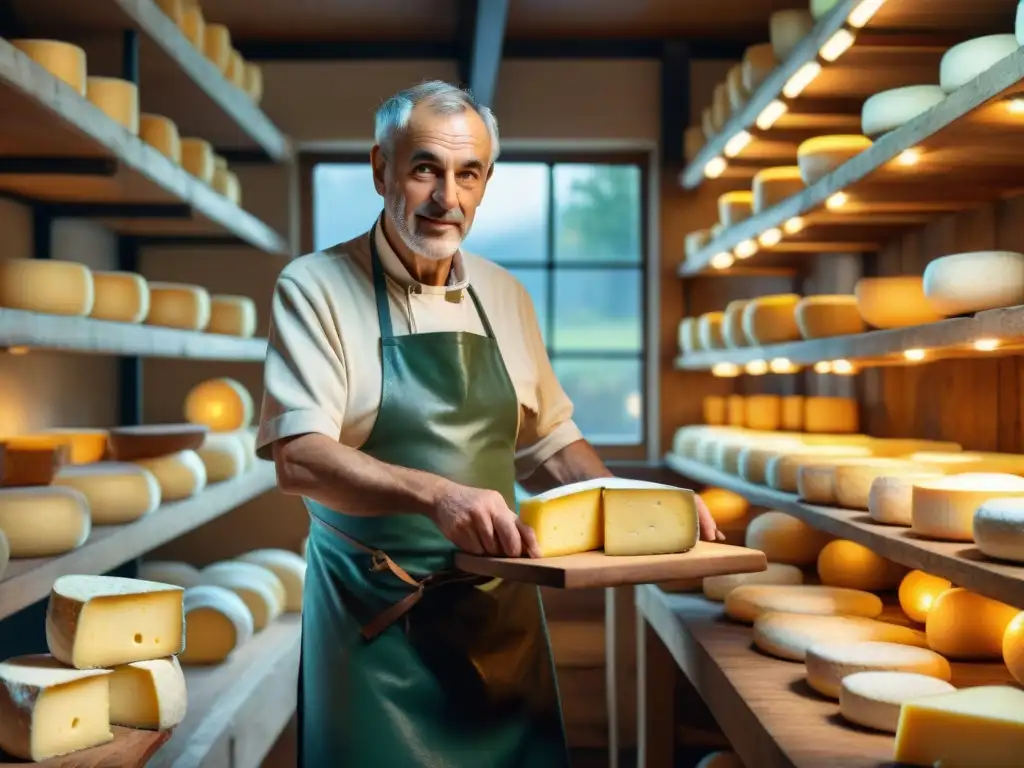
[1003,611,1024,685]
[699,488,750,526]
[973,498,1024,563]
[200,562,284,630]
[725,585,883,624]
[854,275,944,329]
[912,473,1024,541]
[207,294,257,337]
[898,570,952,624]
[816,540,907,591]
[185,378,255,432]
[742,43,778,92]
[147,282,211,330]
[53,462,161,525]
[741,293,801,345]
[0,486,91,557]
[869,473,944,526]
[745,512,832,566]
[197,432,247,483]
[702,563,804,602]
[767,447,873,493]
[795,295,865,339]
[678,317,701,354]
[11,39,87,95]
[203,23,232,73]
[180,585,255,664]
[753,612,927,662]
[139,114,181,162]
[179,6,205,49]
[89,270,149,324]
[834,459,931,510]
[722,300,750,348]
[798,462,841,505]
[238,549,306,612]
[139,561,203,589]
[861,86,946,137]
[770,9,815,60]
[752,167,804,213]
[726,65,747,112]
[696,751,744,768]
[180,138,215,183]
[738,441,802,485]
[243,62,264,103]
[804,397,858,433]
[939,35,1020,94]
[796,136,873,185]
[0,258,94,317]
[922,250,1024,316]
[805,641,952,699]
[718,191,754,228]
[685,230,711,259]
[703,396,726,426]
[698,312,727,350]
[227,50,246,89]
[839,671,956,732]
[925,588,1019,659]
[86,77,139,135]
[133,450,207,502]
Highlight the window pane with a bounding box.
[313,163,382,251]
[508,268,549,345]
[554,358,642,445]
[553,164,641,263]
[463,162,548,265]
[553,269,641,353]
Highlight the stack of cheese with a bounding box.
[0,575,188,762]
[184,378,266,482]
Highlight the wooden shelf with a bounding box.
[635,587,1013,768]
[7,0,292,161]
[0,727,170,767]
[0,463,276,620]
[0,309,269,359]
[0,38,289,255]
[150,614,301,768]
[664,453,1024,611]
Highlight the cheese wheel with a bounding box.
[854,275,943,328]
[699,488,749,526]
[139,561,203,589]
[206,294,257,337]
[703,396,726,425]
[925,588,1019,659]
[203,23,232,73]
[816,539,908,591]
[868,439,962,458]
[180,138,215,183]
[741,293,801,345]
[797,462,842,504]
[805,641,951,699]
[139,114,181,162]
[726,65,747,112]
[227,50,245,89]
[18,429,108,465]
[810,0,842,19]
[804,397,858,433]
[795,295,865,339]
[243,62,264,103]
[154,0,184,23]
[678,317,697,354]
[185,378,255,432]
[912,473,1024,541]
[724,584,883,623]
[108,656,187,731]
[745,511,831,565]
[720,300,749,348]
[0,258,93,316]
[770,9,815,60]
[213,167,241,205]
[727,395,745,428]
[909,450,1024,474]
[898,570,952,624]
[179,6,205,49]
[923,251,1024,315]
[701,106,716,140]
[738,441,800,485]
[745,395,781,431]
[939,35,1020,93]
[781,396,803,431]
[89,271,149,324]
[0,529,8,579]
[797,135,872,185]
[839,671,956,733]
[197,432,246,483]
[53,462,160,525]
[834,459,932,510]
[753,612,927,662]
[695,751,744,768]
[685,230,711,259]
[767,447,872,492]
[11,40,87,95]
[146,282,211,330]
[1004,611,1024,685]
[199,562,284,630]
[742,43,778,93]
[752,167,804,213]
[179,585,255,664]
[86,77,139,135]
[133,450,207,502]
[869,473,942,526]
[698,312,726,350]
[0,486,90,557]
[718,191,754,228]
[861,86,946,137]
[238,549,306,612]
[703,563,804,602]
[973,498,1024,562]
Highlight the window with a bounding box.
[311,157,647,448]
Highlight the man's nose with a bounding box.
[432,174,459,211]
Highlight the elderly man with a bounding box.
[257,80,718,766]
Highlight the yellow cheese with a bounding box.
[861,85,946,138]
[726,64,747,112]
[804,396,858,433]
[868,473,941,526]
[766,446,872,492]
[0,258,94,317]
[752,167,804,214]
[139,114,181,162]
[11,40,87,95]
[853,275,944,328]
[133,450,207,502]
[796,135,873,185]
[711,83,729,131]
[154,0,184,23]
[718,191,753,228]
[703,563,804,602]
[23,429,108,464]
[834,458,932,510]
[179,585,255,665]
[811,0,843,19]
[203,23,232,73]
[699,488,749,526]
[678,317,700,354]
[839,671,956,733]
[180,138,215,183]
[146,282,211,330]
[213,167,242,205]
[0,486,90,557]
[781,396,804,430]
[912,473,1024,541]
[0,529,8,579]
[894,686,1024,766]
[108,657,187,731]
[741,293,801,345]
[923,250,1024,316]
[197,432,246,483]
[86,77,139,135]
[701,106,715,140]
[0,655,112,761]
[745,511,831,565]
[238,549,306,612]
[794,295,865,339]
[973,497,1024,563]
[742,43,778,92]
[753,612,927,661]
[737,441,801,485]
[744,395,781,431]
[207,294,257,337]
[1004,611,1024,685]
[516,480,602,556]
[770,9,815,60]
[52,462,160,525]
[185,377,255,432]
[199,562,284,630]
[703,395,726,425]
[940,35,1020,94]
[925,588,1018,659]
[909,450,1024,474]
[227,50,245,88]
[88,271,149,324]
[243,62,264,103]
[724,584,883,623]
[816,539,907,591]
[722,300,750,348]
[898,570,952,624]
[139,561,203,589]
[805,641,951,699]
[684,126,705,162]
[45,575,185,669]
[179,6,205,49]
[697,311,727,349]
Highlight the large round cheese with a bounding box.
[702,396,726,426]
[200,562,284,630]
[745,395,781,431]
[922,251,1024,315]
[203,23,232,73]
[722,300,750,348]
[796,135,872,185]
[180,138,215,183]
[133,450,207,502]
[741,293,801,345]
[868,473,944,526]
[804,397,858,433]
[839,671,956,733]
[973,498,1024,563]
[718,191,754,228]
[805,641,951,699]
[185,378,255,432]
[699,488,750,526]
[712,83,730,131]
[926,588,1019,659]
[207,294,257,337]
[752,167,804,213]
[179,6,205,49]
[770,9,815,60]
[179,585,255,664]
[726,65,747,112]
[745,511,832,565]
[912,473,1024,541]
[0,258,94,317]
[139,114,181,162]
[678,317,700,354]
[939,35,1020,93]
[0,486,90,557]
[238,549,306,612]
[854,276,944,328]
[795,295,865,339]
[753,612,927,662]
[725,584,883,624]
[834,459,931,510]
[197,432,246,483]
[781,396,804,430]
[698,312,726,350]
[139,561,203,589]
[767,447,873,492]
[898,570,952,624]
[742,43,778,92]
[86,77,139,135]
[685,230,711,259]
[146,282,211,330]
[1004,611,1024,685]
[11,39,87,95]
[816,539,907,591]
[53,462,161,525]
[89,271,149,324]
[861,86,946,137]
[702,563,804,602]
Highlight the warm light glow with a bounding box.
[899,570,952,624]
[6,346,29,356]
[896,148,922,166]
[783,216,806,234]
[709,251,735,270]
[756,100,788,130]
[745,359,769,376]
[1007,98,1024,114]
[724,131,753,158]
[783,61,822,99]
[712,363,741,378]
[769,357,798,374]
[704,156,728,179]
[847,0,886,28]
[819,29,856,62]
[974,338,1000,352]
[814,361,833,374]
[734,239,759,259]
[759,228,783,247]
[831,359,856,375]
[826,191,849,210]
[904,348,926,361]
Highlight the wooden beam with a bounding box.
[457,0,509,106]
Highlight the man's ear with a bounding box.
[370,145,387,196]
[486,163,495,182]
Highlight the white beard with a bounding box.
[387,191,464,262]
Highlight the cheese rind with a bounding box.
[180,585,255,665]
[139,561,203,589]
[796,136,872,185]
[923,250,1024,315]
[745,511,831,565]
[854,276,944,328]
[146,282,211,331]
[816,539,907,591]
[861,86,946,137]
[11,40,87,95]
[238,549,306,612]
[86,77,139,135]
[185,378,255,432]
[839,671,956,733]
[795,295,865,339]
[703,563,803,602]
[912,473,1024,541]
[804,641,951,699]
[198,563,284,631]
[108,656,187,731]
[698,312,727,350]
[133,450,207,502]
[898,570,952,624]
[724,584,882,623]
[52,462,161,525]
[89,271,150,324]
[741,293,801,345]
[753,612,927,662]
[939,35,1020,93]
[207,294,257,337]
[0,486,90,557]
[139,114,181,162]
[517,484,602,557]
[752,167,803,213]
[973,497,1024,563]
[0,258,94,317]
[197,432,246,483]
[925,587,1018,659]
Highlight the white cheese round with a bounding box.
[698,311,726,350]
[725,584,883,624]
[795,294,865,339]
[868,473,944,526]
[939,34,1020,94]
[197,432,247,483]
[180,585,255,664]
[199,562,284,630]
[805,641,952,699]
[753,612,926,661]
[767,447,873,493]
[139,561,203,589]
[912,473,1024,541]
[796,135,872,185]
[53,462,161,525]
[0,486,90,557]
[752,167,804,213]
[238,549,306,612]
[973,498,1024,563]
[861,86,946,138]
[839,671,956,732]
[702,563,804,602]
[854,275,944,328]
[922,250,1024,315]
[834,459,931,510]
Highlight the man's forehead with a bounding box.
[396,105,491,161]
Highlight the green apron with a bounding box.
[298,222,570,768]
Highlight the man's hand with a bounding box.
[430,482,542,558]
[695,494,725,542]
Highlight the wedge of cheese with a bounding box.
[180,585,255,665]
[108,656,187,731]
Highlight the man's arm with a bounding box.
[518,438,613,494]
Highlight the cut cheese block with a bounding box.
[703,563,804,601]
[179,585,255,665]
[795,295,865,339]
[718,191,754,228]
[180,138,215,183]
[894,685,1024,766]
[11,39,87,95]
[741,293,801,345]
[925,587,1018,659]
[722,300,750,348]
[726,65,747,112]
[699,487,749,526]
[711,83,729,131]
[912,473,1024,541]
[973,497,1024,562]
[753,612,927,661]
[811,0,842,19]
[15,429,108,465]
[89,271,149,323]
[869,473,943,526]
[834,458,931,510]
[0,529,7,579]
[898,570,952,624]
[781,396,804,430]
[146,282,211,330]
[86,77,139,135]
[804,397,858,433]
[703,396,726,426]
[199,563,284,630]
[684,127,705,162]
[203,23,232,73]
[839,671,956,733]
[770,9,815,60]
[742,43,778,93]
[797,135,872,185]
[745,395,781,431]
[0,258,93,316]
[108,656,187,730]
[179,6,205,49]
[752,167,803,213]
[46,575,185,669]
[745,512,831,565]
[697,312,726,350]
[854,275,944,328]
[133,450,207,502]
[0,655,112,761]
[684,230,711,259]
[207,294,257,337]
[243,62,264,103]
[725,584,883,623]
[767,447,872,492]
[695,751,744,768]
[139,561,203,589]
[0,486,90,557]
[1004,611,1024,685]
[861,86,946,137]
[939,35,1020,93]
[804,641,951,699]
[139,114,181,162]
[923,250,1024,315]
[238,549,306,612]
[816,539,907,591]
[197,432,246,483]
[52,462,160,525]
[185,377,255,432]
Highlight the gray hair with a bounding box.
[374,80,501,165]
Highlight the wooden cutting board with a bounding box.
[455,541,767,589]
[0,727,170,768]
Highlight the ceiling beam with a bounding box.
[456,0,509,106]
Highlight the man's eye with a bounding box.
[414,165,433,174]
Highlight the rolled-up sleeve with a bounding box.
[256,274,347,460]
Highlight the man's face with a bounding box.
[373,104,493,262]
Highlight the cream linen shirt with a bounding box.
[256,224,584,480]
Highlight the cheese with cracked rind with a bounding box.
[52,462,160,525]
[698,312,726,349]
[805,641,951,699]
[912,473,1024,541]
[833,459,932,510]
[854,275,944,328]
[973,497,1024,563]
[180,585,255,664]
[725,584,883,623]
[796,135,872,185]
[200,562,284,630]
[238,549,306,612]
[925,587,1018,659]
[108,656,187,731]
[861,86,946,137]
[718,191,754,228]
[139,561,203,589]
[898,570,952,624]
[133,450,207,502]
[923,250,1024,316]
[839,671,955,733]
[752,167,803,213]
[753,612,927,661]
[11,40,87,95]
[0,258,94,317]
[816,539,907,591]
[745,512,832,566]
[939,34,1020,93]
[703,563,804,602]
[770,9,814,59]
[741,293,801,345]
[0,486,90,557]
[795,295,865,339]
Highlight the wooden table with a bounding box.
[0,728,169,768]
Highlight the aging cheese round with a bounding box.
[155,0,184,23]
[185,378,255,432]
[854,275,944,328]
[0,258,94,317]
[722,300,750,348]
[243,62,264,103]
[678,317,700,354]
[146,282,211,330]
[89,271,149,324]
[200,562,284,630]
[742,43,778,92]
[133,450,207,502]
[816,539,907,591]
[926,588,1019,659]
[770,9,815,60]
[53,462,160,525]
[699,488,750,526]
[745,511,832,565]
[973,498,1024,563]
[726,65,747,112]
[718,191,754,228]
[939,35,1020,93]
[796,136,873,186]
[805,641,952,699]
[898,570,952,624]
[1004,611,1024,685]
[738,441,800,485]
[752,167,804,213]
[703,396,726,425]
[753,612,927,662]
[797,462,844,504]
[86,77,139,135]
[795,295,865,339]
[179,585,255,664]
[922,251,1024,315]
[839,671,956,733]
[227,50,246,89]
[767,447,873,492]
[203,23,232,73]
[869,473,943,526]
[724,584,883,624]
[180,6,205,49]
[702,563,804,602]
[745,395,782,431]
[238,549,306,612]
[912,473,1024,541]
[834,459,931,510]
[861,86,946,137]
[804,397,858,433]
[11,40,87,95]
[196,432,246,483]
[685,230,711,259]
[698,312,727,350]
[139,114,181,162]
[139,561,203,589]
[180,138,215,183]
[781,396,804,430]
[207,294,257,337]
[0,486,90,557]
[741,293,801,345]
